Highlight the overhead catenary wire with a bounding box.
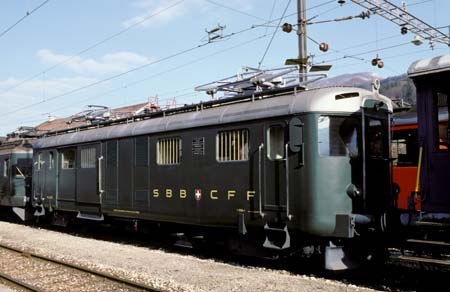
[0,41,213,119]
[205,0,267,22]
[2,1,440,127]
[3,2,325,121]
[0,0,50,39]
[258,0,292,69]
[1,33,271,126]
[45,34,272,119]
[19,43,441,128]
[317,41,412,64]
[1,0,186,95]
[2,0,334,98]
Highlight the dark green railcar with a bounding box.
[0,139,33,220]
[32,85,393,270]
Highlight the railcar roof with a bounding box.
[407,54,450,77]
[393,107,448,126]
[393,109,418,126]
[33,86,392,149]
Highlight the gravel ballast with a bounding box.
[0,221,381,292]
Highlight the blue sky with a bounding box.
[0,0,449,135]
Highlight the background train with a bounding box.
[402,54,450,231]
[392,108,448,212]
[386,54,450,255]
[0,70,394,271]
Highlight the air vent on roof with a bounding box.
[335,92,359,100]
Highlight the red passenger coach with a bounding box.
[392,110,420,211]
[392,109,448,211]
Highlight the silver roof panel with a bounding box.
[407,54,450,77]
[33,87,392,149]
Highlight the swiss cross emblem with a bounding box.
[194,189,202,201]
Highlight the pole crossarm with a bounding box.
[351,0,450,46]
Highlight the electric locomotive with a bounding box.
[5,68,393,270]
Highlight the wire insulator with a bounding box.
[319,42,329,52]
[282,23,293,33]
[401,26,408,35]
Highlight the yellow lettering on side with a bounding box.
[179,189,187,199]
[166,189,173,198]
[153,189,159,198]
[210,190,218,200]
[246,191,256,201]
[227,190,236,200]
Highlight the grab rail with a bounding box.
[285,144,292,220]
[98,156,104,199]
[258,143,264,218]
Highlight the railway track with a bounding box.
[388,238,450,272]
[0,243,162,292]
[2,218,450,292]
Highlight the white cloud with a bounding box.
[122,0,193,28]
[0,76,102,134]
[0,76,99,108]
[122,0,256,28]
[36,49,152,76]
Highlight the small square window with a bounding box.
[61,149,76,169]
[157,137,182,165]
[216,129,249,162]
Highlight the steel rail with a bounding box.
[0,242,164,292]
[0,271,43,292]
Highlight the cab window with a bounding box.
[267,125,285,160]
[318,116,359,157]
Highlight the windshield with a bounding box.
[318,116,359,157]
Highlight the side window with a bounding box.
[37,153,42,170]
[80,147,96,168]
[3,159,8,177]
[368,119,384,157]
[318,116,359,157]
[157,137,182,165]
[267,125,285,160]
[435,91,449,151]
[49,152,55,169]
[391,128,418,166]
[216,129,249,162]
[61,148,76,169]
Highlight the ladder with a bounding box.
[351,0,450,46]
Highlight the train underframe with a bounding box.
[10,200,390,271]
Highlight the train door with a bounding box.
[425,89,450,210]
[58,148,77,206]
[34,151,56,208]
[362,105,392,214]
[0,155,11,201]
[34,152,45,202]
[76,144,103,206]
[262,122,287,217]
[44,150,57,207]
